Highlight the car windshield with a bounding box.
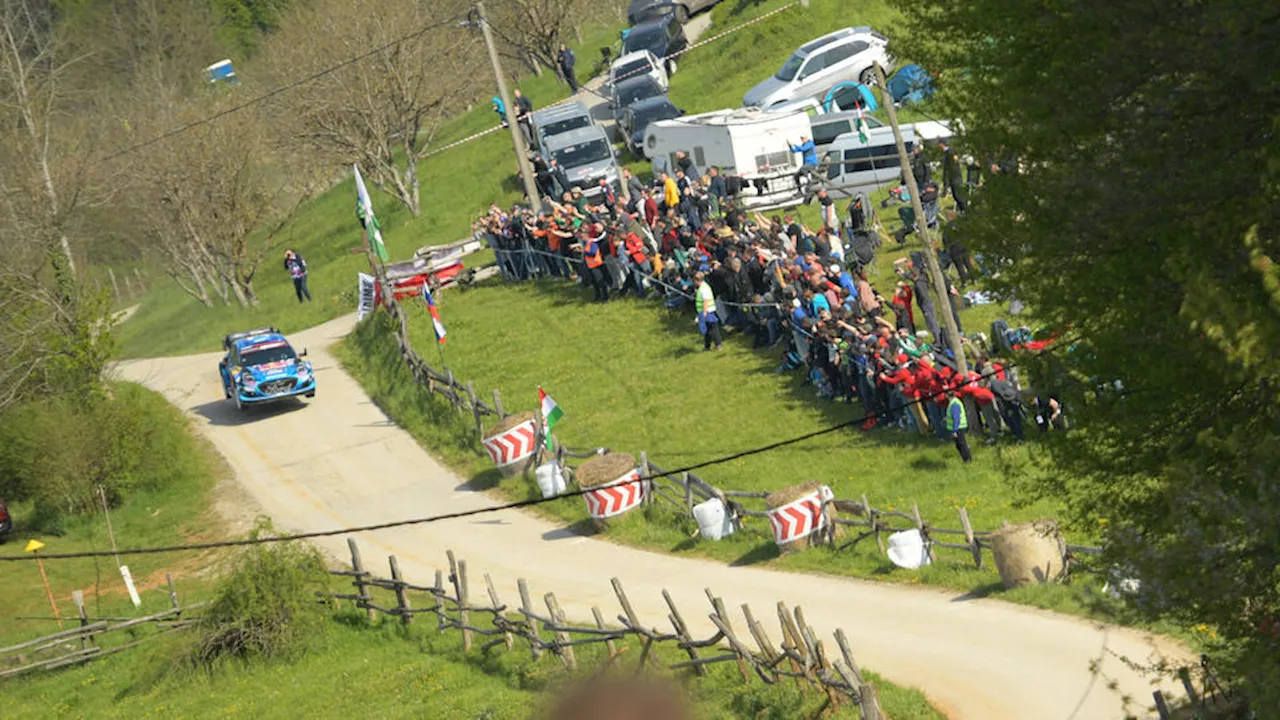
[624,27,664,55]
[541,115,590,138]
[614,59,652,83]
[775,51,806,82]
[617,81,662,107]
[553,139,612,167]
[241,344,296,367]
[633,103,680,127]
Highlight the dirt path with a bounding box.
[119,315,1189,719]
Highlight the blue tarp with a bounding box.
[887,64,934,105]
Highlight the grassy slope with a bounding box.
[3,611,941,720]
[0,384,228,647]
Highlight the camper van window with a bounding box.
[812,120,851,147]
[694,146,706,166]
[543,116,591,138]
[553,139,612,167]
[755,149,793,172]
[775,52,805,82]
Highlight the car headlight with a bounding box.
[241,377,257,391]
[297,368,312,381]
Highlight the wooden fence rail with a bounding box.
[330,540,885,719]
[0,575,200,680]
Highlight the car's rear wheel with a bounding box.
[859,66,876,87]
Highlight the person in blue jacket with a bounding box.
[789,135,819,188]
[492,97,506,126]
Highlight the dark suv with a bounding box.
[0,498,12,540]
[623,15,688,75]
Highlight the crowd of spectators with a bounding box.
[470,150,1060,450]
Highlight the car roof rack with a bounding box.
[223,326,281,350]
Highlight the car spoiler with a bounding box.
[223,326,280,351]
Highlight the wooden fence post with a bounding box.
[912,503,937,562]
[862,494,885,553]
[446,369,458,409]
[706,590,749,681]
[466,381,483,434]
[663,589,707,676]
[348,538,375,622]
[166,573,179,610]
[544,593,577,670]
[518,579,544,659]
[592,606,617,659]
[71,591,89,650]
[450,554,472,652]
[682,472,693,514]
[639,452,651,506]
[432,570,446,632]
[958,507,982,569]
[484,573,514,650]
[492,388,506,418]
[388,555,412,626]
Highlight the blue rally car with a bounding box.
[218,327,316,410]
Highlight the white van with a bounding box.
[817,125,916,199]
[608,50,669,93]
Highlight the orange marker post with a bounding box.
[24,539,62,630]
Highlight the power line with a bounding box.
[0,354,1045,563]
[95,10,472,166]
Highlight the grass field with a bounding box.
[0,384,229,648]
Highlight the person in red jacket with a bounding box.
[622,230,651,298]
[958,369,1000,444]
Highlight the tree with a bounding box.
[267,0,483,217]
[485,0,586,78]
[129,96,317,307]
[895,0,1280,705]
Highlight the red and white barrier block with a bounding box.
[584,469,648,520]
[482,419,538,469]
[767,485,834,546]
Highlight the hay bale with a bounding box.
[487,411,536,437]
[576,452,636,488]
[576,452,638,532]
[482,411,538,478]
[990,519,1067,589]
[766,482,838,553]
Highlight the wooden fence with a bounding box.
[332,538,887,719]
[0,573,199,679]
[366,257,1103,571]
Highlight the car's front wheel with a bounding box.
[666,57,678,76]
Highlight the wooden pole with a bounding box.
[518,578,544,659]
[348,538,374,621]
[166,573,179,610]
[484,573,513,649]
[544,593,577,670]
[466,381,483,434]
[389,555,412,626]
[491,388,505,418]
[872,61,967,375]
[663,589,707,676]
[33,551,63,630]
[959,507,982,568]
[98,485,121,568]
[71,591,89,649]
[592,606,617,659]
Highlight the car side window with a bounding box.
[846,40,869,57]
[825,43,855,66]
[800,52,828,79]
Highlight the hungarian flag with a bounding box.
[538,387,563,450]
[422,284,446,344]
[856,104,871,144]
[353,164,389,263]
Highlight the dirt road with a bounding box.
[119,316,1188,719]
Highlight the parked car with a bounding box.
[608,50,669,93]
[742,26,892,109]
[541,125,621,199]
[530,102,594,153]
[0,498,11,541]
[218,327,316,411]
[610,75,667,129]
[619,95,684,157]
[626,0,719,25]
[622,14,688,75]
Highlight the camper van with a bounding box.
[645,106,811,180]
[204,59,237,85]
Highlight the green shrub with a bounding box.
[190,522,331,670]
[0,382,204,528]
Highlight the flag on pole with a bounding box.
[538,387,563,450]
[856,104,870,144]
[422,284,447,344]
[353,164,389,263]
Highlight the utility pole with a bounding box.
[476,2,541,207]
[873,63,968,375]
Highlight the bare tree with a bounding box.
[267,0,483,216]
[485,0,587,79]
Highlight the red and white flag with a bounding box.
[422,284,446,344]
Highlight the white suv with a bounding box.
[608,50,669,92]
[742,27,891,109]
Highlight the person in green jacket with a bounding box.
[694,271,722,351]
[944,390,972,463]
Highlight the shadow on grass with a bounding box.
[190,397,308,427]
[731,541,779,566]
[909,456,948,472]
[670,537,698,552]
[729,0,770,17]
[950,581,1004,602]
[455,468,504,492]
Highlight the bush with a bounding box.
[0,382,204,527]
[190,521,331,670]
